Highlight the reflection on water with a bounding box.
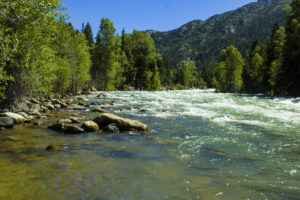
[1,90,300,199]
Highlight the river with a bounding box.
[0,89,300,199]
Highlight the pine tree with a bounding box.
[243,40,266,93]
[265,22,286,94]
[93,18,120,90]
[83,22,94,47]
[280,0,300,96]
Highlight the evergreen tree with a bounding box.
[213,45,244,93]
[83,22,94,47]
[93,18,120,90]
[243,40,266,93]
[280,0,300,96]
[265,22,286,94]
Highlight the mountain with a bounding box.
[146,0,292,66]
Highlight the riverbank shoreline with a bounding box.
[0,91,148,140]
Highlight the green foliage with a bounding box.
[0,0,91,106]
[266,23,286,94]
[243,40,267,92]
[83,22,94,47]
[93,18,120,90]
[213,45,244,93]
[177,61,201,88]
[280,0,300,96]
[120,30,161,90]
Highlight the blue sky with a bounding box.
[62,0,255,36]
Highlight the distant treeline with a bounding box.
[212,0,300,96]
[0,0,299,108]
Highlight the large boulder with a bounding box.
[0,117,14,128]
[82,121,99,132]
[93,113,148,132]
[2,112,25,124]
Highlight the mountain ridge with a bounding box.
[145,0,292,66]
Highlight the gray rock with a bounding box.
[63,124,84,134]
[52,99,68,108]
[30,98,40,104]
[44,102,55,110]
[48,123,84,134]
[0,117,14,128]
[102,123,120,134]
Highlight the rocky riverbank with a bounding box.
[0,92,149,148]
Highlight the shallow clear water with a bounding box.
[1,89,300,199]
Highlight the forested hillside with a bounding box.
[147,0,292,66]
[212,0,300,96]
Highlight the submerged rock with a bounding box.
[0,117,14,128]
[45,144,69,151]
[1,112,25,124]
[68,116,83,123]
[102,123,120,134]
[82,121,99,132]
[139,109,148,113]
[37,115,48,120]
[93,113,148,132]
[48,123,64,131]
[63,124,84,134]
[97,93,107,98]
[33,121,43,126]
[48,123,84,134]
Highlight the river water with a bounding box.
[1,89,300,199]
